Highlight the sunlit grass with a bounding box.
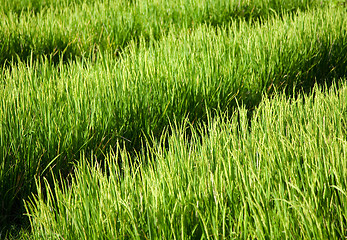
[26,80,347,239]
[0,0,335,65]
[1,1,347,237]
[1,6,347,231]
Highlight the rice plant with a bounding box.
[0,0,335,65]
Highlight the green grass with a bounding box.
[1,5,347,232]
[0,0,334,65]
[25,80,347,239]
[1,1,347,237]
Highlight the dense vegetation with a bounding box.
[0,0,346,238]
[0,0,335,65]
[27,81,347,239]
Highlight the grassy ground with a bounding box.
[0,0,346,238]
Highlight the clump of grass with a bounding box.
[1,5,347,228]
[25,80,347,239]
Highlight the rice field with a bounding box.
[0,0,346,239]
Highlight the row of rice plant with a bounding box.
[0,0,94,14]
[0,0,334,65]
[1,5,347,229]
[25,80,347,239]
